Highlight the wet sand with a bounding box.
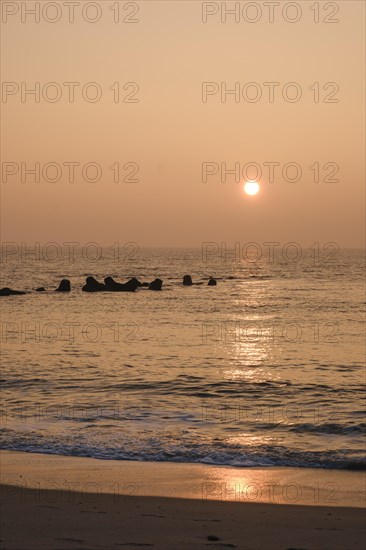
[1,451,365,549]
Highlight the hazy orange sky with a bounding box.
[1,1,365,247]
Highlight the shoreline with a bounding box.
[1,451,365,549]
[1,450,365,508]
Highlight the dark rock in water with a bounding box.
[104,277,122,291]
[123,278,141,292]
[104,277,123,292]
[208,278,217,286]
[183,274,193,286]
[0,287,26,296]
[104,277,139,292]
[55,279,71,292]
[82,276,106,292]
[149,278,163,291]
[129,277,142,288]
[36,287,46,292]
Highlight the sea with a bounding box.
[0,245,365,470]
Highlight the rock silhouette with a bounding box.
[82,276,106,292]
[55,279,71,292]
[149,278,163,291]
[0,287,26,296]
[183,275,193,286]
[104,277,140,292]
[2,274,220,295]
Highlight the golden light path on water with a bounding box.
[219,280,282,379]
[209,280,284,460]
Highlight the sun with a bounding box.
[244,181,260,196]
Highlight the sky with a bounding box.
[1,0,365,248]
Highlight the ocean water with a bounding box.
[0,246,365,469]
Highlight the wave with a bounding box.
[1,436,365,471]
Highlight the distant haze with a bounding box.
[1,1,365,247]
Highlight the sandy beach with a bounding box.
[1,451,365,549]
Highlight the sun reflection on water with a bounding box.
[216,281,283,382]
